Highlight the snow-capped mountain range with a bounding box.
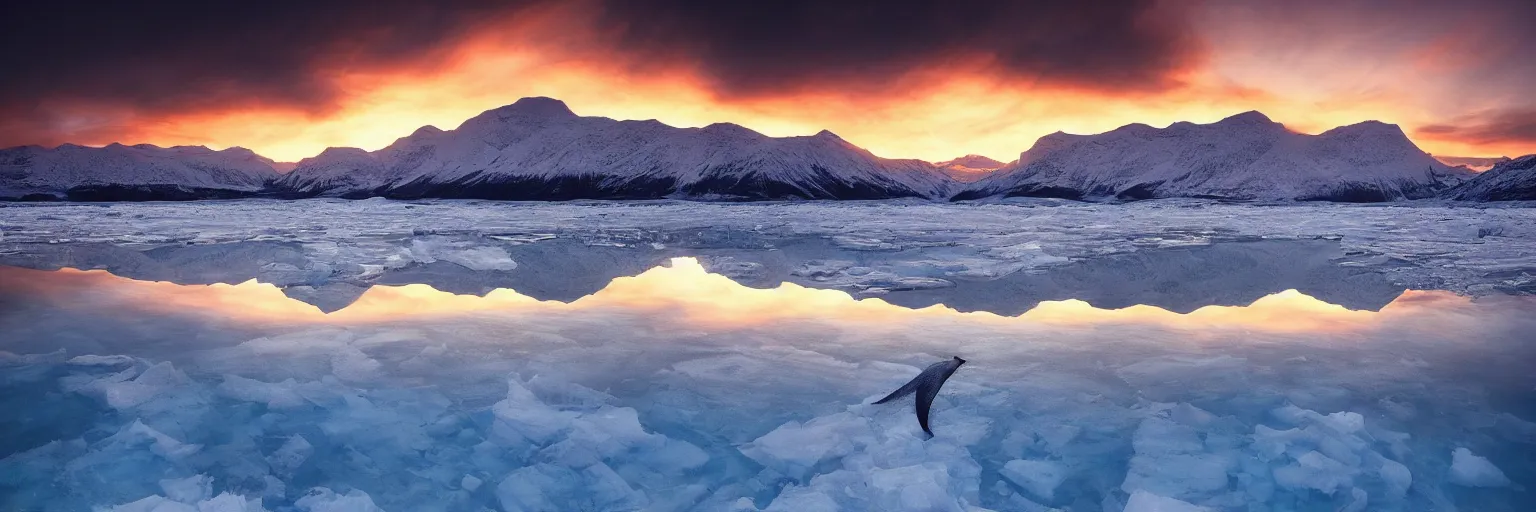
[275,97,949,200]
[954,111,1470,202]
[933,154,1005,182]
[1,97,1529,202]
[0,143,279,200]
[1446,155,1536,201]
[1434,155,1509,172]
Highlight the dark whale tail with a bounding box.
[873,356,966,438]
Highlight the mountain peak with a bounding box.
[217,146,262,159]
[700,122,761,138]
[936,154,1004,170]
[1216,110,1275,125]
[310,147,372,162]
[1026,131,1084,153]
[1323,119,1406,138]
[501,97,576,118]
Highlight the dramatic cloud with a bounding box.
[591,0,1202,96]
[0,1,532,145]
[0,2,529,109]
[0,0,1532,160]
[0,1,1197,138]
[1418,109,1536,147]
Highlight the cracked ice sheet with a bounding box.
[1,199,1534,300]
[2,265,1535,511]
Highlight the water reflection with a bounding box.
[0,258,1472,333]
[1,259,1533,511]
[0,236,1411,315]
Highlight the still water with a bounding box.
[1,255,1532,511]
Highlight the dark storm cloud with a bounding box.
[0,1,521,111]
[1419,109,1536,147]
[0,0,1202,147]
[590,0,1202,96]
[0,1,532,146]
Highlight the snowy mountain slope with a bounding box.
[934,154,1005,182]
[0,143,280,200]
[276,97,952,200]
[954,112,1460,202]
[1435,155,1509,172]
[1446,154,1536,201]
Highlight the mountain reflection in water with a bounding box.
[1,258,1532,511]
[0,257,1472,333]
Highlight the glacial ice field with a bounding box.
[0,198,1533,511]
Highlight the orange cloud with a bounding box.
[66,43,1475,165]
[5,1,1532,164]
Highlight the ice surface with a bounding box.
[1449,447,1512,487]
[1379,459,1412,498]
[159,474,213,503]
[2,200,1535,511]
[999,459,1069,500]
[2,199,1534,311]
[1272,451,1356,494]
[266,435,313,476]
[103,492,267,512]
[293,488,382,512]
[1123,489,1211,512]
[68,354,137,367]
[218,375,306,409]
[99,362,188,410]
[0,292,1530,511]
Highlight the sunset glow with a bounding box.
[3,1,1531,163]
[2,259,1483,336]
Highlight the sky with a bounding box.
[1,0,1532,163]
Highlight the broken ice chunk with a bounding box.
[218,375,306,409]
[266,435,313,476]
[1378,459,1412,498]
[1448,447,1511,487]
[67,354,136,367]
[867,463,962,511]
[495,463,646,512]
[103,495,198,512]
[293,487,383,512]
[1120,418,1232,500]
[102,362,188,410]
[1269,405,1363,435]
[1338,488,1369,512]
[328,346,381,382]
[490,376,578,445]
[762,485,840,512]
[1000,459,1069,501]
[539,406,654,466]
[199,493,268,511]
[0,348,67,367]
[739,412,869,479]
[460,474,483,492]
[1123,490,1211,512]
[1271,450,1357,494]
[116,420,202,460]
[159,474,213,503]
[102,492,268,512]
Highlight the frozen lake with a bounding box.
[1,199,1533,511]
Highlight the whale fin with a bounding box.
[916,377,941,437]
[872,378,918,404]
[872,356,966,438]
